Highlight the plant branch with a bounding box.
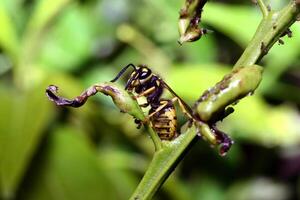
[234,0,300,68]
[257,0,269,18]
[131,1,300,199]
[130,125,197,200]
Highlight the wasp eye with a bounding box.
[139,69,151,79]
[141,72,147,78]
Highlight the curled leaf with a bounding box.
[46,82,145,120]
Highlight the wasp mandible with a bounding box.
[111,64,195,140]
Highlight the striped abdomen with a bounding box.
[150,103,177,140]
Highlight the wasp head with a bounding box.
[125,66,152,90]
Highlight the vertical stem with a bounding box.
[146,125,163,151]
[233,16,271,68]
[130,126,197,200]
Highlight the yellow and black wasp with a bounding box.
[111,64,194,140]
[45,63,233,153]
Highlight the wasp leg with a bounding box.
[142,101,169,124]
[134,86,156,99]
[170,97,194,120]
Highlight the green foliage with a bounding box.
[0,3,19,59]
[0,84,53,199]
[20,126,130,200]
[0,0,299,199]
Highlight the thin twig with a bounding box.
[257,0,269,18]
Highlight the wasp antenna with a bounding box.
[110,63,137,82]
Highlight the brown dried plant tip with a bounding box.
[178,0,209,44]
[46,85,96,107]
[46,82,145,121]
[212,125,234,156]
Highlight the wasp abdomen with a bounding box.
[150,104,177,140]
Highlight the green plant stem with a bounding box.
[130,1,300,199]
[130,125,197,200]
[146,125,163,151]
[234,1,300,69]
[100,83,163,151]
[257,0,269,18]
[96,83,163,151]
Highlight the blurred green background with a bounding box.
[0,0,300,199]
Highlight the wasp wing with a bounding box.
[160,80,194,118]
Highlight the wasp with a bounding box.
[111,64,194,140]
[45,63,234,154]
